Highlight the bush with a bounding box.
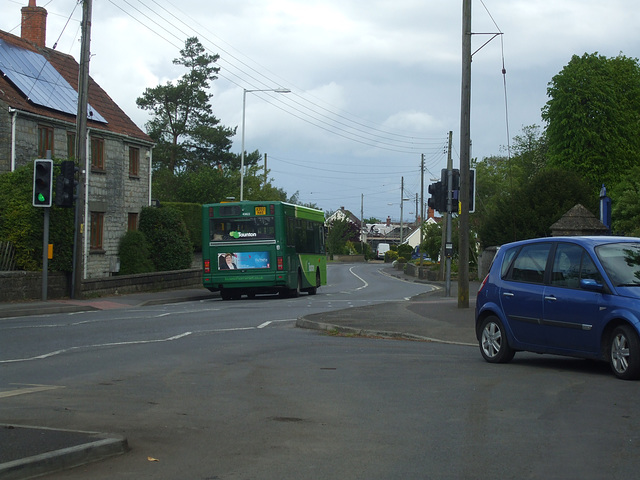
[0,162,74,272]
[118,230,154,275]
[163,202,202,253]
[139,206,193,271]
[397,244,413,263]
[385,250,398,263]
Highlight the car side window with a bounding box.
[551,244,604,289]
[506,243,551,284]
[551,244,583,288]
[500,246,519,278]
[580,253,604,285]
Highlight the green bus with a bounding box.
[202,201,327,300]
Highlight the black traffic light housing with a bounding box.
[33,159,53,207]
[55,160,77,207]
[427,181,445,213]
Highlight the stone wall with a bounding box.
[0,268,202,303]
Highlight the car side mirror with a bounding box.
[580,278,605,292]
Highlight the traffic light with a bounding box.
[55,160,76,207]
[428,181,445,213]
[33,159,53,207]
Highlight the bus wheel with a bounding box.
[289,273,302,298]
[220,290,231,301]
[308,270,320,295]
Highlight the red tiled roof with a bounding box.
[0,30,152,144]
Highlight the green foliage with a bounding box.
[326,218,360,256]
[397,243,413,262]
[421,222,442,261]
[162,202,202,252]
[136,37,236,174]
[118,230,155,275]
[478,168,596,247]
[385,250,398,262]
[0,162,74,272]
[139,206,193,271]
[611,166,640,236]
[542,52,640,190]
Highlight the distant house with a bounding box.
[0,1,154,279]
[403,217,437,248]
[325,206,362,230]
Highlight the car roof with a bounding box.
[499,236,640,250]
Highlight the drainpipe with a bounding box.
[83,128,90,280]
[147,148,153,205]
[9,108,17,171]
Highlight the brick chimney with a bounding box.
[21,0,47,48]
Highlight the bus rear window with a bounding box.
[210,217,276,242]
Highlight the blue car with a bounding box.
[475,236,640,380]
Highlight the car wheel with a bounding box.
[479,315,515,363]
[609,325,640,380]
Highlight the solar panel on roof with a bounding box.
[0,38,107,123]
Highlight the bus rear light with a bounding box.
[270,204,275,215]
[204,259,210,273]
[277,256,284,271]
[209,207,213,217]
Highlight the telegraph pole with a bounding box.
[458,0,472,308]
[72,0,92,299]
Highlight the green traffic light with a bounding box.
[38,193,46,202]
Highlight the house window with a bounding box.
[128,212,138,231]
[67,132,76,160]
[90,212,104,250]
[38,125,54,157]
[129,147,140,176]
[91,137,105,170]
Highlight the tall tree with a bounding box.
[136,37,236,174]
[542,53,640,190]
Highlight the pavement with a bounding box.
[0,265,480,479]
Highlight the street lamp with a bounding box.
[240,87,291,201]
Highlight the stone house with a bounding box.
[0,1,154,279]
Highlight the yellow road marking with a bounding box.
[0,384,63,398]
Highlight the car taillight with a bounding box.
[478,273,489,294]
[204,259,210,273]
[277,256,284,271]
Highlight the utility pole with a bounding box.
[445,131,453,297]
[420,153,424,264]
[400,176,405,244]
[72,0,92,299]
[458,0,472,309]
[264,153,268,187]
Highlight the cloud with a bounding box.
[2,0,639,219]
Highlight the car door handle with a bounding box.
[502,292,514,297]
[544,295,557,301]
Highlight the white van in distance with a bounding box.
[376,243,390,260]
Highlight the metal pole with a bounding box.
[458,0,472,308]
[42,207,49,301]
[400,176,404,244]
[420,153,424,265]
[446,131,453,297]
[240,88,247,201]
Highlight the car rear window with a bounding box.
[505,243,552,284]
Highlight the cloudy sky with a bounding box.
[2,0,638,220]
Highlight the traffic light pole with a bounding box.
[42,207,49,301]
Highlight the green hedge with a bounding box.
[162,202,202,252]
